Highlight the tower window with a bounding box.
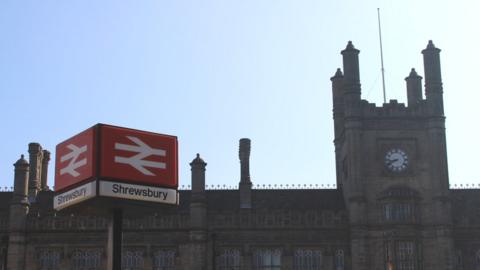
[384,203,414,222]
[253,249,281,270]
[293,249,321,270]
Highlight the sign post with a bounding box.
[54,124,179,270]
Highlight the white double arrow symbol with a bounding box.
[114,136,166,176]
[60,144,88,177]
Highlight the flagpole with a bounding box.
[377,8,387,104]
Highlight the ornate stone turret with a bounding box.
[28,142,43,199]
[239,138,252,208]
[40,150,50,190]
[405,68,423,107]
[188,154,207,269]
[8,155,30,270]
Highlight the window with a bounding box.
[455,250,463,270]
[38,249,61,270]
[217,249,241,270]
[475,250,480,270]
[294,249,321,270]
[153,250,175,270]
[384,203,414,222]
[122,250,143,270]
[335,250,344,270]
[253,249,281,270]
[396,241,415,270]
[72,249,102,270]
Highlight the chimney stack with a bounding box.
[40,150,50,190]
[28,142,43,199]
[341,41,361,99]
[422,40,444,115]
[239,138,252,208]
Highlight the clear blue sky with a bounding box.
[1,0,478,190]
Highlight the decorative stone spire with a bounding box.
[405,68,423,107]
[239,138,252,208]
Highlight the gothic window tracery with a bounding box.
[475,250,480,270]
[396,241,415,270]
[217,248,241,270]
[121,250,144,270]
[71,249,102,270]
[153,249,175,270]
[454,250,463,270]
[335,249,345,270]
[293,249,321,270]
[38,249,61,270]
[253,248,281,270]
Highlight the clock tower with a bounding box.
[331,41,453,270]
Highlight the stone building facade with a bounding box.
[1,41,479,270]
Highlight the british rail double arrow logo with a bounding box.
[114,136,166,176]
[60,144,88,177]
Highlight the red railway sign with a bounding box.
[55,127,95,192]
[99,125,178,188]
[54,124,178,210]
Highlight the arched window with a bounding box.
[397,241,415,270]
[253,248,281,270]
[38,249,61,270]
[294,249,321,270]
[475,250,480,270]
[378,186,419,223]
[71,249,102,270]
[217,249,241,270]
[153,250,175,270]
[335,249,344,270]
[121,250,143,270]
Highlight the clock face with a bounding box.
[385,148,409,172]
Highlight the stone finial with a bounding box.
[331,68,344,81]
[190,153,206,167]
[343,41,358,52]
[14,155,28,167]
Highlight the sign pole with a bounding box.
[107,208,123,270]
